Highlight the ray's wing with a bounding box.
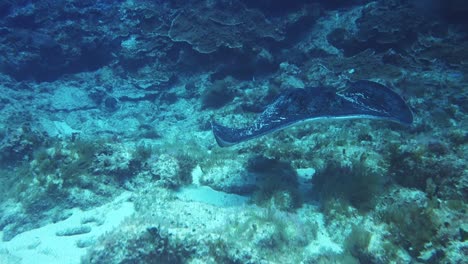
[212,80,412,147]
[336,80,413,125]
[212,89,319,147]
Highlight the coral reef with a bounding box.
[0,0,467,263]
[168,1,283,54]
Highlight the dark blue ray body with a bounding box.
[212,80,413,147]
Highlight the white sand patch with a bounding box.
[0,192,135,264]
[50,86,95,111]
[38,119,81,138]
[176,185,248,207]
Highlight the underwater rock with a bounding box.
[377,188,439,258]
[56,225,92,236]
[94,143,135,178]
[200,159,256,194]
[0,124,44,164]
[38,120,80,138]
[50,86,95,111]
[388,139,466,200]
[0,201,24,238]
[356,2,425,48]
[103,96,119,112]
[150,154,183,188]
[88,87,107,105]
[83,219,195,264]
[88,87,119,112]
[201,77,238,109]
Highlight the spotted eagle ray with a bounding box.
[212,80,413,147]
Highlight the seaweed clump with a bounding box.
[220,206,317,263]
[83,223,194,264]
[344,225,374,263]
[248,155,302,211]
[1,137,125,241]
[312,155,384,213]
[377,189,440,258]
[17,138,110,213]
[387,142,465,200]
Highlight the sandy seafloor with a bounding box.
[0,1,467,263]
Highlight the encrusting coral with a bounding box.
[168,1,283,54]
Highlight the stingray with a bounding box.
[212,80,413,147]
